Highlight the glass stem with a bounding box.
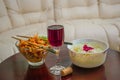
[54,47,60,66]
[56,53,60,65]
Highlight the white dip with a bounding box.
[71,42,105,54]
[68,40,108,68]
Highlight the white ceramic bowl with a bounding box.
[67,39,109,68]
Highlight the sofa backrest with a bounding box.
[54,0,120,21]
[0,0,12,33]
[4,0,54,28]
[99,0,120,18]
[54,0,99,21]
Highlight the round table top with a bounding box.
[0,45,120,80]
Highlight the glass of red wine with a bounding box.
[47,25,65,75]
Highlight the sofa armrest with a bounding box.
[0,43,15,63]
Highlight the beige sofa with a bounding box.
[0,0,55,62]
[54,0,120,53]
[54,0,120,48]
[0,0,120,63]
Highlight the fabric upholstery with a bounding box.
[114,22,120,50]
[54,0,120,52]
[0,0,54,63]
[62,20,108,42]
[0,0,120,63]
[0,0,12,33]
[54,0,99,21]
[4,0,54,27]
[0,43,14,63]
[99,0,120,18]
[100,24,120,50]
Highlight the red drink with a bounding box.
[47,25,65,75]
[47,25,64,47]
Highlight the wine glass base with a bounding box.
[50,65,65,75]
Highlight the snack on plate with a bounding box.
[16,34,50,62]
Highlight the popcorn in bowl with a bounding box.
[67,39,109,68]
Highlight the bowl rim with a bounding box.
[67,38,109,54]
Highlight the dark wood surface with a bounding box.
[0,45,120,80]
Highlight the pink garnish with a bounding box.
[83,44,94,52]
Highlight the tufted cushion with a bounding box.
[114,22,120,51]
[100,24,120,51]
[0,23,48,45]
[99,0,120,18]
[0,43,14,63]
[100,0,120,4]
[54,0,99,21]
[0,0,12,33]
[62,4,99,20]
[4,0,54,27]
[61,20,108,42]
[60,0,98,7]
[72,22,108,43]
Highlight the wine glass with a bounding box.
[47,25,65,75]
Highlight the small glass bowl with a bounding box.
[16,41,47,66]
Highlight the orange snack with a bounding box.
[61,67,73,76]
[17,34,50,62]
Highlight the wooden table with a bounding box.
[0,45,120,80]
